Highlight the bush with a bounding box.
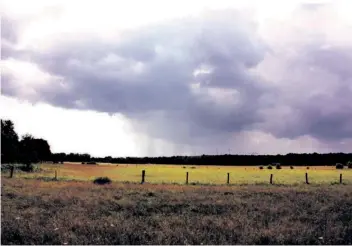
[259,166,264,170]
[347,161,352,169]
[290,166,294,169]
[267,165,273,170]
[336,163,344,169]
[306,167,310,170]
[81,162,86,164]
[93,177,112,185]
[17,164,34,172]
[87,161,97,165]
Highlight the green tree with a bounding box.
[1,119,19,163]
[19,134,38,170]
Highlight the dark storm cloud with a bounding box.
[2,6,352,148]
[259,44,352,141]
[299,47,352,140]
[2,9,273,145]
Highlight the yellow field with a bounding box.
[11,163,352,185]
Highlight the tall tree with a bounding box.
[19,134,39,169]
[1,119,19,163]
[33,138,52,162]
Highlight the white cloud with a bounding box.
[0,96,139,156]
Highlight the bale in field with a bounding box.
[306,167,310,170]
[267,165,273,170]
[336,163,344,169]
[274,163,282,169]
[347,161,352,169]
[259,166,264,170]
[81,162,86,164]
[290,166,294,169]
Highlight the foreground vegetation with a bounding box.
[5,163,352,185]
[1,178,352,245]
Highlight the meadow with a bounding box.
[2,163,352,244]
[9,162,352,185]
[2,178,352,245]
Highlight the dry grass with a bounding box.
[2,178,352,245]
[9,163,352,185]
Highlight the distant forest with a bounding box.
[2,119,352,166]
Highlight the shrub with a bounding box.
[267,165,273,170]
[290,166,294,169]
[17,164,34,172]
[306,167,310,170]
[274,163,281,169]
[259,166,264,170]
[336,163,344,169]
[93,177,112,185]
[146,192,154,197]
[87,161,97,165]
[81,162,86,164]
[347,161,352,169]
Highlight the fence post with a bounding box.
[141,170,145,184]
[10,165,14,178]
[227,173,230,184]
[270,174,273,184]
[305,172,309,184]
[55,170,57,180]
[186,172,189,185]
[340,173,342,184]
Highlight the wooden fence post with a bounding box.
[305,172,309,184]
[270,174,273,184]
[55,170,57,180]
[227,173,230,184]
[340,174,342,184]
[10,166,14,178]
[141,170,145,184]
[186,172,189,185]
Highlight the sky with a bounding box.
[1,0,352,157]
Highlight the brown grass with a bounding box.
[2,178,352,245]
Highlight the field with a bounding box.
[2,178,352,244]
[8,162,352,185]
[2,164,352,244]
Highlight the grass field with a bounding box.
[2,178,352,245]
[8,162,352,185]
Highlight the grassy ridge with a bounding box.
[9,163,352,185]
[2,178,352,245]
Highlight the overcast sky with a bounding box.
[1,0,352,157]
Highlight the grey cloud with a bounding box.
[2,6,352,152]
[3,9,269,146]
[259,44,352,141]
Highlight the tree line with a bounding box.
[1,119,51,170]
[2,119,351,167]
